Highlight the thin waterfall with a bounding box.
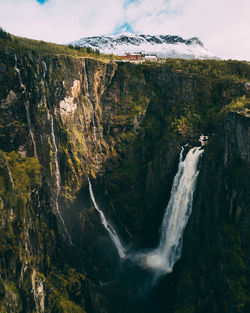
[24,101,38,158]
[14,55,37,158]
[6,163,15,189]
[14,55,26,92]
[42,61,47,80]
[88,178,126,258]
[92,108,97,141]
[83,59,89,97]
[50,115,73,245]
[83,59,97,140]
[139,144,204,275]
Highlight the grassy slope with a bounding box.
[0,28,118,61]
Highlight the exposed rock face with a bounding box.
[0,47,249,313]
[143,112,250,313]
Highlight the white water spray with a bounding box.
[14,55,37,158]
[139,145,204,274]
[199,135,208,146]
[88,178,126,258]
[50,115,73,245]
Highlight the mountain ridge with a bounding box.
[70,33,217,60]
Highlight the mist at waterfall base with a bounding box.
[88,143,204,297]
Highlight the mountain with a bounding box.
[71,33,217,59]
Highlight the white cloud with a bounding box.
[0,0,125,42]
[124,0,250,60]
[0,0,249,60]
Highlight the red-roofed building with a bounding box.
[121,53,143,61]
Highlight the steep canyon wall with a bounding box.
[0,47,249,313]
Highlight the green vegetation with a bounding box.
[0,150,87,312]
[162,58,250,81]
[46,268,86,313]
[0,27,11,41]
[221,95,250,116]
[0,28,118,60]
[0,150,41,210]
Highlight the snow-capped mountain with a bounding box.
[70,34,216,59]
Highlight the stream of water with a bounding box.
[14,55,37,158]
[139,145,204,275]
[88,142,204,276]
[88,178,126,258]
[50,115,73,245]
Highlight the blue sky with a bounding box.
[0,0,249,60]
[114,22,135,34]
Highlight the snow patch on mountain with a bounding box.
[70,34,217,60]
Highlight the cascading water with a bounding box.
[87,141,204,275]
[138,144,204,275]
[88,178,126,258]
[14,55,26,93]
[50,115,73,245]
[83,59,97,141]
[83,59,89,97]
[24,101,38,158]
[92,110,97,141]
[14,55,37,158]
[42,61,47,80]
[6,164,15,189]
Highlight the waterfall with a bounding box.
[87,142,204,270]
[42,61,47,80]
[14,55,26,93]
[24,101,38,158]
[50,115,73,245]
[139,145,204,274]
[6,163,15,189]
[14,55,37,158]
[83,59,89,97]
[88,178,126,258]
[83,59,97,140]
[92,108,97,141]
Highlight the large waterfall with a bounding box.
[140,145,204,274]
[88,179,126,258]
[88,143,204,276]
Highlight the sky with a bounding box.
[0,0,249,60]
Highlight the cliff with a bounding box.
[0,38,249,313]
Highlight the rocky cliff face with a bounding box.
[143,111,250,313]
[0,46,249,313]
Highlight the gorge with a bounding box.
[0,33,249,313]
